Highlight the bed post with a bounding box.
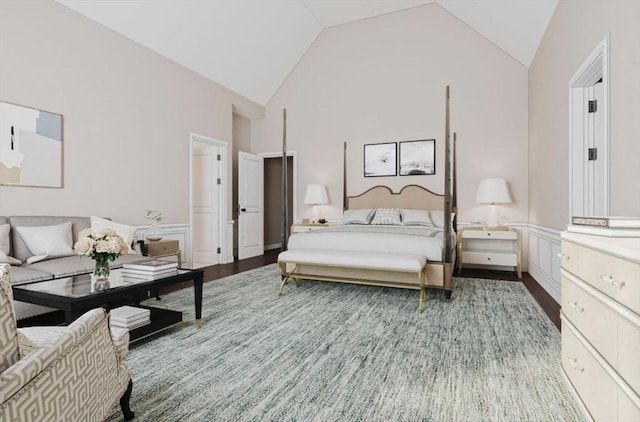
[281,108,289,252]
[453,132,458,232]
[443,86,454,299]
[343,142,348,211]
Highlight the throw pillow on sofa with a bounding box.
[0,224,21,265]
[15,222,75,264]
[90,216,137,254]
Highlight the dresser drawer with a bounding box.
[562,321,618,422]
[619,315,640,396]
[561,275,618,366]
[579,245,640,315]
[560,240,581,276]
[462,230,516,240]
[463,250,517,266]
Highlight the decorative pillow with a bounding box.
[429,210,456,228]
[0,251,21,266]
[91,216,137,254]
[15,222,74,264]
[402,209,434,226]
[370,208,402,225]
[342,208,376,225]
[0,224,21,265]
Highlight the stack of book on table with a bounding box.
[121,258,179,282]
[110,305,150,330]
[568,216,640,237]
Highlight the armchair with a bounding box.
[0,264,134,421]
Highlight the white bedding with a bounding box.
[287,225,456,262]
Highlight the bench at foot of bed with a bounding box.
[277,249,429,313]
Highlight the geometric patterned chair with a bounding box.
[0,263,134,421]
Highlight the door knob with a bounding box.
[241,208,247,212]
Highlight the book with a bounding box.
[110,318,150,330]
[121,269,178,281]
[120,267,178,277]
[571,216,640,229]
[110,305,150,323]
[567,224,640,238]
[122,259,178,272]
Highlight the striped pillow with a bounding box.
[370,208,402,225]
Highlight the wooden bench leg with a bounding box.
[278,262,299,296]
[417,269,426,313]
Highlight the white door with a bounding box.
[193,143,221,264]
[238,151,264,259]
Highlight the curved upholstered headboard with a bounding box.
[347,185,444,210]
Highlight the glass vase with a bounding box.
[93,259,110,281]
[145,223,164,241]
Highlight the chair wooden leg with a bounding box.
[120,378,135,420]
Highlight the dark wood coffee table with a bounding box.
[13,268,204,341]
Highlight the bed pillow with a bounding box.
[429,210,456,228]
[370,208,402,225]
[91,216,137,254]
[401,209,434,226]
[342,208,375,225]
[15,222,75,264]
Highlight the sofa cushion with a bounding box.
[9,216,91,263]
[9,266,54,285]
[15,222,75,264]
[28,255,95,278]
[0,264,20,373]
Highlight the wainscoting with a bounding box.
[527,224,562,303]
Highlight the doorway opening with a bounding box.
[263,154,295,251]
[189,133,227,268]
[569,33,610,218]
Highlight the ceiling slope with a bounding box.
[57,0,558,106]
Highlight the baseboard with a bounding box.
[264,243,281,251]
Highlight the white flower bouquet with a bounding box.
[74,229,129,278]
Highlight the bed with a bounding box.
[277,87,457,312]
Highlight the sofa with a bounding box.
[0,264,134,421]
[0,216,144,320]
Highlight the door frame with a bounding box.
[568,33,610,219]
[189,132,227,266]
[259,151,298,224]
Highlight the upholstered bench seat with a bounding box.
[278,249,426,272]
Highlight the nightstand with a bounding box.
[290,222,337,234]
[142,239,181,265]
[457,226,521,278]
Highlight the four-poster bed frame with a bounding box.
[277,86,457,310]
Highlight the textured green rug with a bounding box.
[105,265,584,422]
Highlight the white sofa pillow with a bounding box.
[15,222,75,264]
[91,216,137,254]
[342,208,375,225]
[370,208,402,225]
[401,209,434,226]
[1,224,22,265]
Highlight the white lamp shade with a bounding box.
[303,184,329,205]
[475,178,512,204]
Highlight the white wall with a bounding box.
[529,0,640,230]
[251,4,529,225]
[0,1,263,225]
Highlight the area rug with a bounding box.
[105,265,584,422]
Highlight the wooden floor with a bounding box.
[20,249,560,330]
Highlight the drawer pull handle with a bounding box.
[568,301,584,313]
[556,253,569,260]
[600,275,625,289]
[568,358,584,372]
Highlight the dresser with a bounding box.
[560,231,640,421]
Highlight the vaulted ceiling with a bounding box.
[56,0,558,106]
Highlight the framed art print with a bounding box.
[364,142,397,177]
[0,101,63,187]
[399,139,435,176]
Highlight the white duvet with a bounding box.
[287,225,456,262]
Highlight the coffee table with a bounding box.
[13,268,204,341]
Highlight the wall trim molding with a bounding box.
[527,223,563,303]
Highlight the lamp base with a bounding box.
[486,204,499,227]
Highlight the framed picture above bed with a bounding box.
[364,142,397,177]
[399,139,435,176]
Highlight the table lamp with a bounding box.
[303,184,329,223]
[475,178,512,227]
